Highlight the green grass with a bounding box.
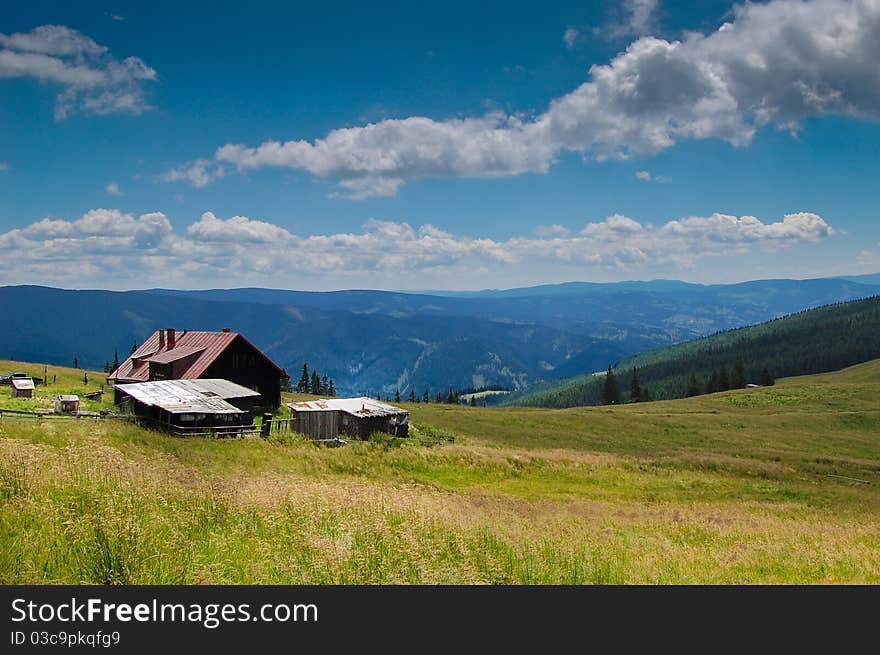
[1,360,879,583]
[0,359,113,414]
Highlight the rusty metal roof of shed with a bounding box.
[114,379,259,415]
[288,396,408,418]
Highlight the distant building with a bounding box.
[11,378,34,398]
[287,397,409,441]
[115,378,260,436]
[54,395,80,414]
[108,328,288,407]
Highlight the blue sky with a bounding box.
[1,0,878,290]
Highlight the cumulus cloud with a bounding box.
[563,26,580,49]
[157,159,225,188]
[163,0,880,197]
[607,0,661,39]
[186,211,295,243]
[0,24,157,119]
[0,208,837,287]
[105,181,122,196]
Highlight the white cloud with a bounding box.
[105,181,122,196]
[334,176,404,200]
[534,224,570,237]
[164,0,880,198]
[157,159,225,188]
[0,24,157,119]
[608,0,660,39]
[0,208,837,288]
[635,170,670,183]
[563,26,580,49]
[186,211,295,243]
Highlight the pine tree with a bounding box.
[686,373,700,397]
[630,367,641,402]
[718,365,730,391]
[377,391,381,401]
[435,391,442,403]
[328,380,336,397]
[130,341,138,355]
[394,389,401,403]
[113,351,120,372]
[73,356,78,369]
[423,390,430,403]
[760,367,775,386]
[103,361,110,373]
[731,357,746,389]
[408,389,416,403]
[602,366,620,405]
[706,371,718,394]
[310,371,320,395]
[321,374,329,395]
[297,364,309,393]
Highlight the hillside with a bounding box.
[507,295,880,408]
[1,359,878,583]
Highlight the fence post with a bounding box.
[260,413,272,438]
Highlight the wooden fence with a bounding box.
[128,416,258,438]
[0,408,101,423]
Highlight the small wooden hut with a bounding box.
[287,397,409,441]
[54,395,80,414]
[11,378,34,398]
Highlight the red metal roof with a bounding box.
[143,345,206,365]
[108,330,286,383]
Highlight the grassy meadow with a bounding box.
[1,358,879,584]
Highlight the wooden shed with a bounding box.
[11,378,34,398]
[287,397,409,441]
[54,395,80,414]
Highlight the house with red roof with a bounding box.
[108,328,288,407]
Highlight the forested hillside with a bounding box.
[508,296,880,408]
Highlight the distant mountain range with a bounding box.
[504,295,880,408]
[1,276,878,396]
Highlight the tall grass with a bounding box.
[1,361,880,584]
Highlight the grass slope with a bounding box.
[0,359,112,413]
[1,360,879,584]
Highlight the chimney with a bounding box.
[158,330,165,349]
[222,327,231,333]
[166,328,176,349]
